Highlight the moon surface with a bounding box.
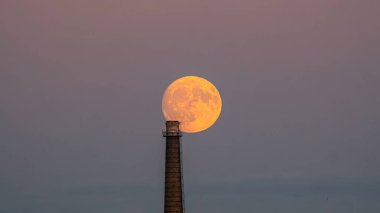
[162,76,222,133]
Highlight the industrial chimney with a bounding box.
[162,121,184,213]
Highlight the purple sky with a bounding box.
[1,0,380,212]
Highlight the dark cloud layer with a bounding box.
[1,178,380,213]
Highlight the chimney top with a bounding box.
[163,121,182,137]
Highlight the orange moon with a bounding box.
[162,76,222,133]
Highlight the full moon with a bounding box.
[162,76,222,133]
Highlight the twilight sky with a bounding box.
[1,0,380,212]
